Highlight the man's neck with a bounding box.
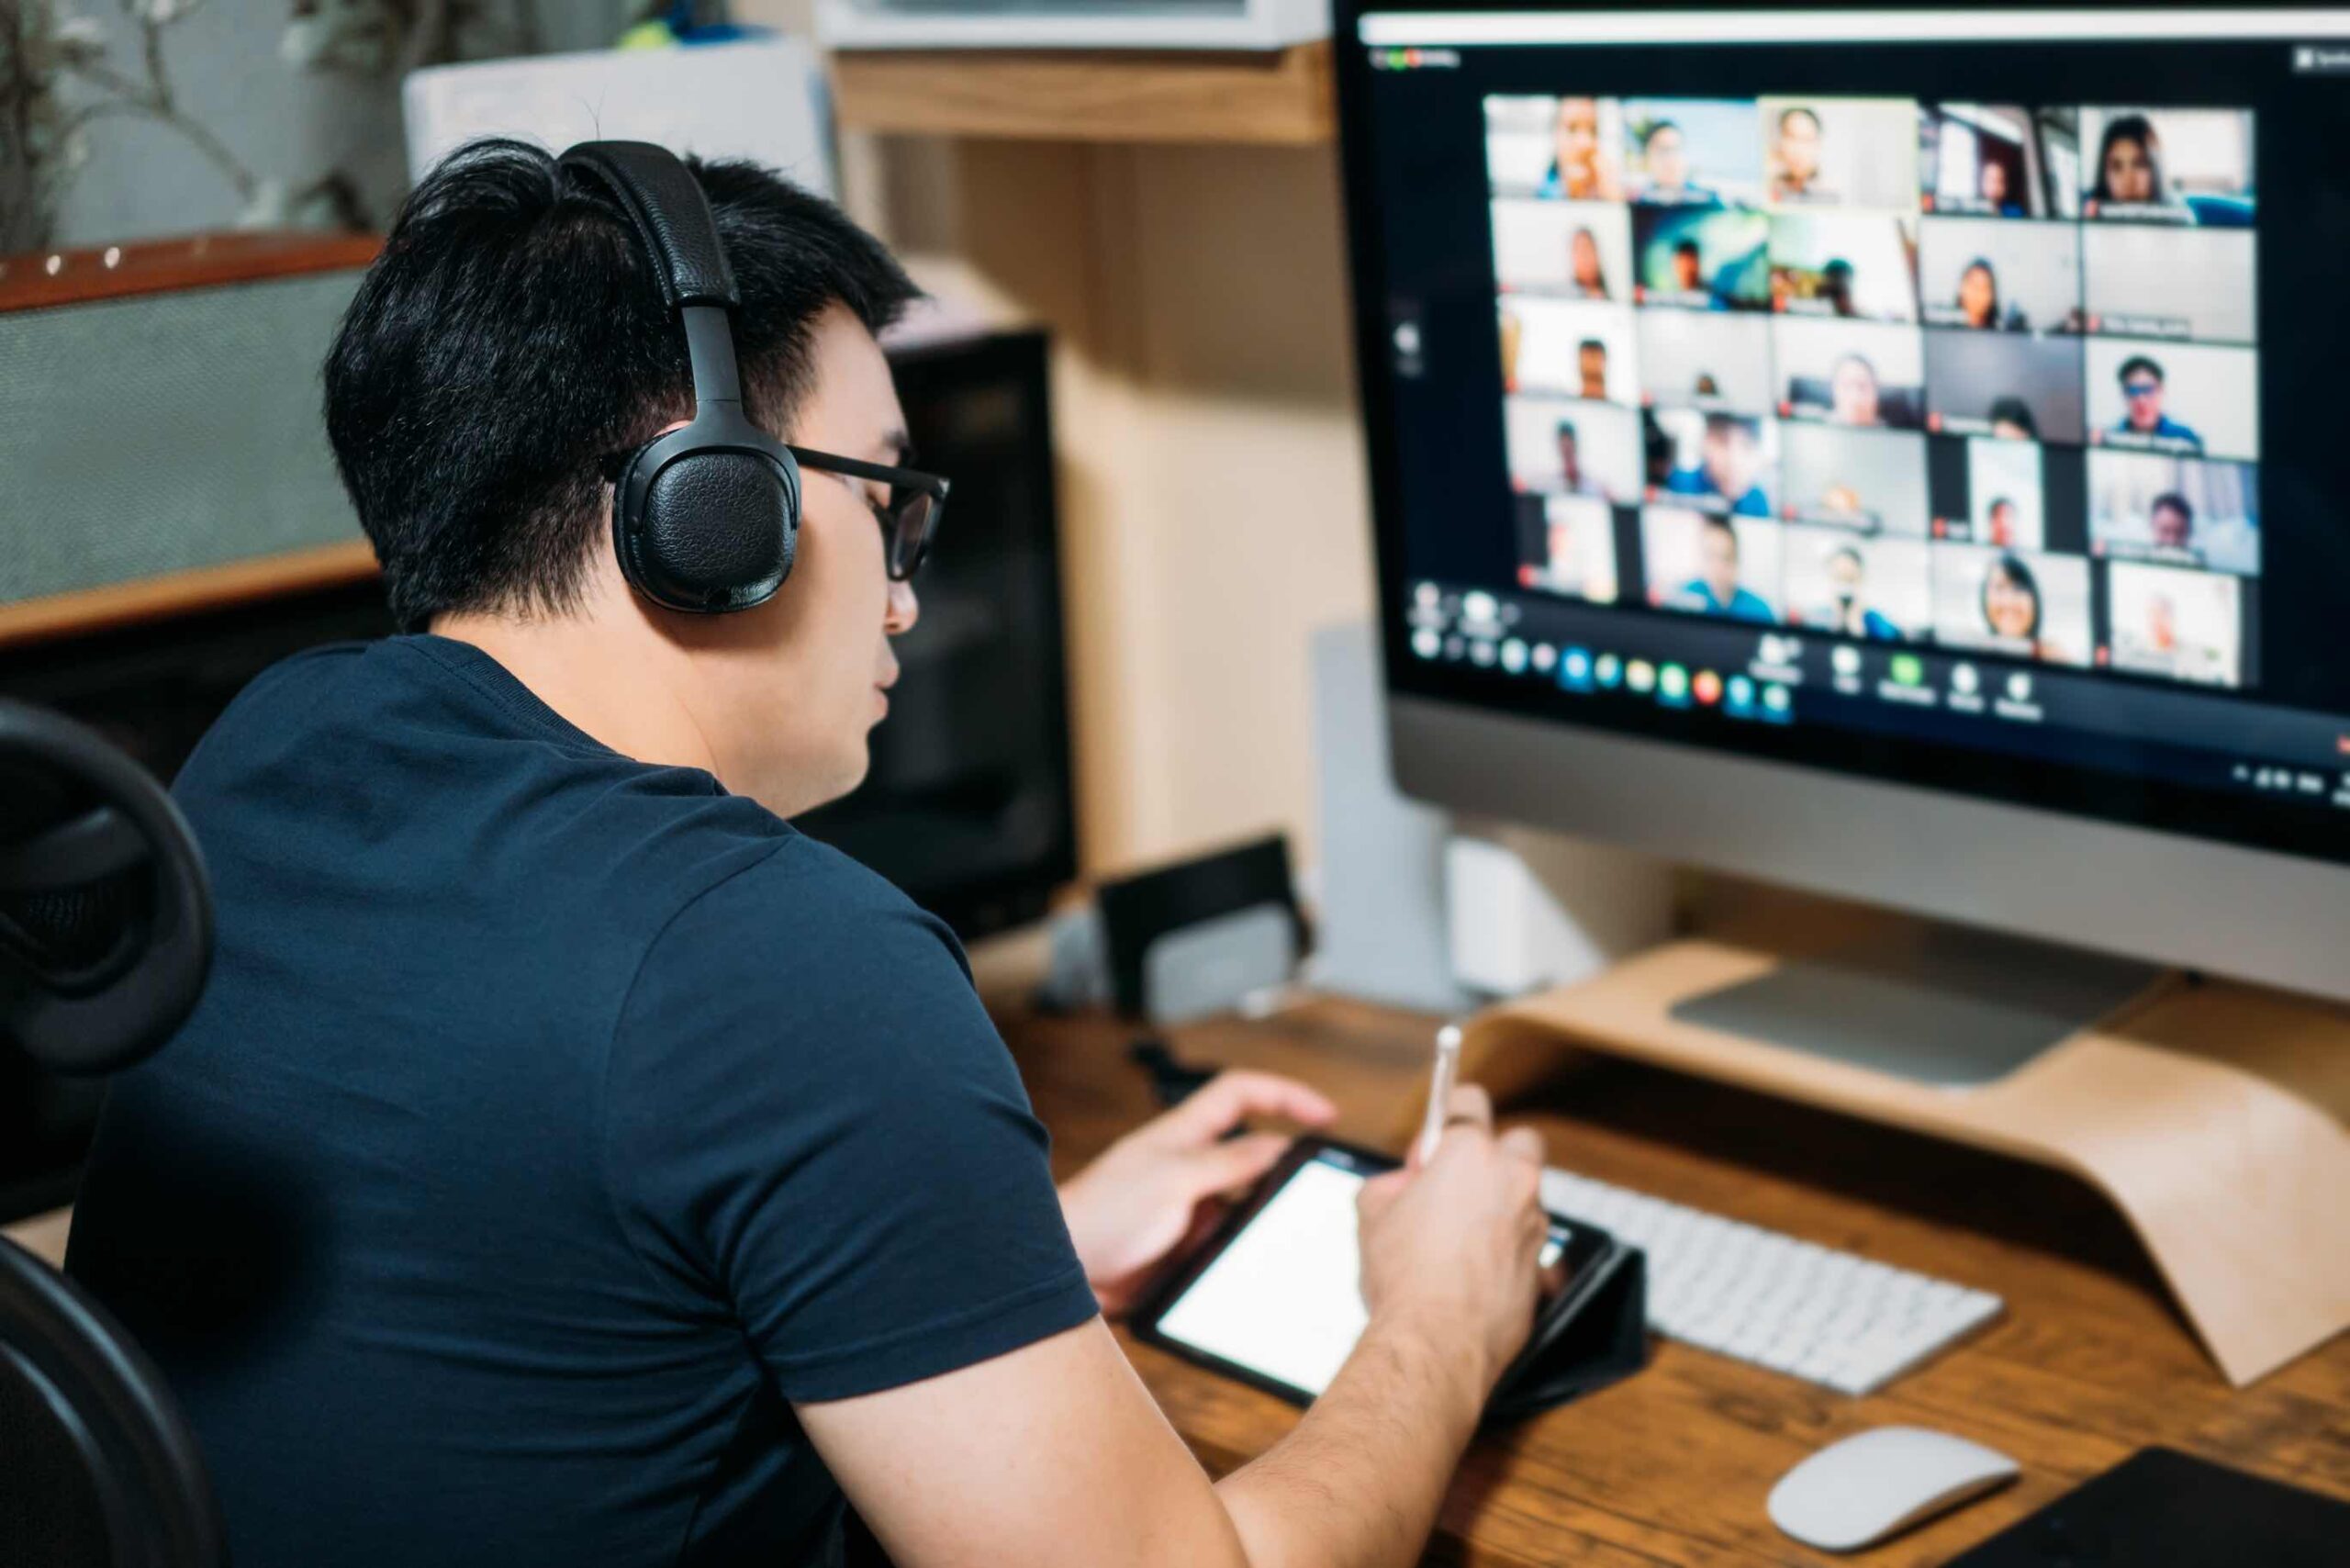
[431,608,721,778]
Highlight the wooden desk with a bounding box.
[996,995,2350,1566]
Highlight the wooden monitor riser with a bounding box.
[1418,930,2350,1388]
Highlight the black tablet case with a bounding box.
[1134,1141,1652,1424]
[1947,1447,2350,1567]
[1482,1239,1649,1425]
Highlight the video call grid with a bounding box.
[1483,95,2261,691]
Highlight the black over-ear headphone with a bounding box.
[558,140,800,614]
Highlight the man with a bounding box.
[1577,336,1610,400]
[67,141,1550,1568]
[2150,491,2195,551]
[1666,414,1772,518]
[1670,238,1706,296]
[1770,105,1837,203]
[1676,514,1776,622]
[2111,354,2203,450]
[1822,545,1901,639]
[1554,419,1606,497]
[1639,119,1716,205]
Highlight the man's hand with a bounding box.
[1355,1085,1547,1399]
[1058,1070,1337,1315]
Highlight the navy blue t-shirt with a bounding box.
[67,635,1098,1568]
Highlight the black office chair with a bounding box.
[1,697,228,1568]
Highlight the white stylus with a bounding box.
[1415,1023,1463,1167]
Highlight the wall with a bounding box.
[859,137,1374,874]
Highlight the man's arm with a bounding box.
[800,1087,1544,1568]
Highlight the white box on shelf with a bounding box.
[402,39,834,196]
[816,0,1328,52]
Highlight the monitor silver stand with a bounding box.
[1668,922,2162,1086]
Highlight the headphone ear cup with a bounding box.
[615,445,799,613]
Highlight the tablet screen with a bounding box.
[1149,1147,1573,1399]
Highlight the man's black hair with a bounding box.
[1554,420,1580,442]
[2151,490,2195,526]
[1986,395,2039,436]
[2117,354,2165,385]
[1578,337,1606,354]
[1644,118,1682,146]
[1779,106,1820,134]
[1673,238,1701,258]
[325,138,921,630]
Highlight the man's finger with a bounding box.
[1158,1070,1338,1143]
[1357,1168,1409,1219]
[1498,1125,1546,1168]
[1199,1131,1295,1196]
[1438,1082,1494,1137]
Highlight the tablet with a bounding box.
[1131,1137,1609,1406]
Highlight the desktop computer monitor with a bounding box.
[1334,6,2350,1021]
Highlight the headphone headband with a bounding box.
[558,140,740,311]
[556,140,799,615]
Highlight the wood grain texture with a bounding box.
[830,43,1335,145]
[0,231,381,313]
[1000,995,2350,1566]
[1450,939,2350,1387]
[0,539,381,651]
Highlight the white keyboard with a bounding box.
[1541,1168,2004,1395]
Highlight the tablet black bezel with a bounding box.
[1126,1134,1609,1409]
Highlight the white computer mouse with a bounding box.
[1767,1425,2020,1552]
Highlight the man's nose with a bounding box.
[885,578,920,635]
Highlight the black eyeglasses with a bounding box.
[599,445,949,582]
[789,445,949,582]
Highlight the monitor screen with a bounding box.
[1340,6,2350,867]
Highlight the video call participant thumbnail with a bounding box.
[1482,95,1622,199]
[1499,297,1639,403]
[1761,98,1919,208]
[2088,449,2261,577]
[1961,436,2047,551]
[1780,423,1930,534]
[1504,396,1644,502]
[1923,330,2086,442]
[2082,107,2255,226]
[1638,309,1773,414]
[1631,206,1771,310]
[1769,210,1921,322]
[2085,342,2258,463]
[1773,316,1925,430]
[1654,409,1775,518]
[1491,198,1633,301]
[1515,492,1622,604]
[1917,216,2082,334]
[1643,506,1783,622]
[1622,98,1763,207]
[1919,103,2079,219]
[1930,544,2093,666]
[1783,526,1931,640]
[1927,434,2085,550]
[2079,224,2256,345]
[2105,557,2245,687]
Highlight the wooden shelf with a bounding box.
[829,42,1334,145]
[0,540,381,652]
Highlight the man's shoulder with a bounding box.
[632,833,970,1014]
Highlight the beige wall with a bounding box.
[741,3,1373,876]
[862,139,1372,874]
